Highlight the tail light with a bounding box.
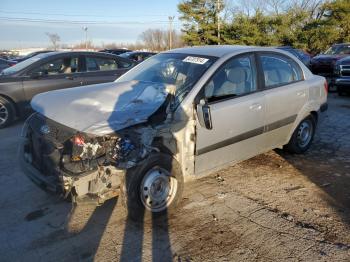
[324,80,328,94]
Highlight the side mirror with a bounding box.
[30,71,44,79]
[196,99,212,130]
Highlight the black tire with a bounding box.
[0,96,15,129]
[120,153,184,222]
[285,115,316,154]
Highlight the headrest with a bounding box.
[226,67,246,84]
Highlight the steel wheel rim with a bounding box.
[297,120,313,148]
[0,102,8,125]
[140,167,178,212]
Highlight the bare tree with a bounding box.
[45,32,60,50]
[139,29,184,51]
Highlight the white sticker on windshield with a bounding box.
[183,56,209,65]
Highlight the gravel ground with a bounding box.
[0,94,350,262]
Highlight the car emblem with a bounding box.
[40,125,50,135]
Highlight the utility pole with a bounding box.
[82,26,88,50]
[217,0,221,45]
[168,16,175,50]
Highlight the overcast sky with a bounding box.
[0,0,182,49]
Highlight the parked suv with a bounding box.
[20,46,328,220]
[334,56,350,95]
[310,43,350,90]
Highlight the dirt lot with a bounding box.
[1,94,350,262]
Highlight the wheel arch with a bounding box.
[0,94,19,117]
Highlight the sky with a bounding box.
[0,0,182,49]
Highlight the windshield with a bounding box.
[325,45,350,55]
[1,56,41,75]
[116,53,217,107]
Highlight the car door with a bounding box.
[258,52,307,148]
[80,55,133,86]
[22,55,83,104]
[195,53,266,174]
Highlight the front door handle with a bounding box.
[249,103,262,111]
[65,76,74,80]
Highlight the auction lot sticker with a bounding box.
[183,56,209,64]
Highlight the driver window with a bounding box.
[31,57,78,75]
[204,55,257,101]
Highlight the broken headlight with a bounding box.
[70,133,105,161]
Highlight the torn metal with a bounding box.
[21,80,188,205]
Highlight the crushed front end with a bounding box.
[20,113,158,205]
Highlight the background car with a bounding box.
[334,56,350,95]
[0,58,16,72]
[118,51,157,62]
[10,50,54,63]
[99,48,132,55]
[277,46,311,68]
[310,43,350,77]
[0,51,135,128]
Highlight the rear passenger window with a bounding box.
[260,54,303,88]
[86,57,118,71]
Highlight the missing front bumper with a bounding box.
[19,137,124,205]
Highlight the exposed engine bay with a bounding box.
[21,97,174,205]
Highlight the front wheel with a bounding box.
[285,115,316,154]
[120,153,184,222]
[0,97,15,129]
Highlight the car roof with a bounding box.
[165,45,289,58]
[333,43,350,46]
[34,51,121,59]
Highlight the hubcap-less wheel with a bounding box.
[297,120,313,148]
[0,102,9,125]
[140,167,178,212]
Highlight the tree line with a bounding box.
[178,0,350,54]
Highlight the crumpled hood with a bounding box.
[31,80,171,136]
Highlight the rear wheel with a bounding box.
[120,153,184,222]
[0,97,15,129]
[285,115,316,154]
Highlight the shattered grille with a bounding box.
[28,113,75,143]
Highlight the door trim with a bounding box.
[196,114,297,155]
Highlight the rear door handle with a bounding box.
[249,103,262,111]
[297,91,306,97]
[65,76,74,80]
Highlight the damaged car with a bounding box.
[20,46,328,220]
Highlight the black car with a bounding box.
[0,58,16,72]
[119,51,157,62]
[0,51,135,128]
[277,46,311,68]
[11,50,54,63]
[99,48,132,56]
[334,56,350,95]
